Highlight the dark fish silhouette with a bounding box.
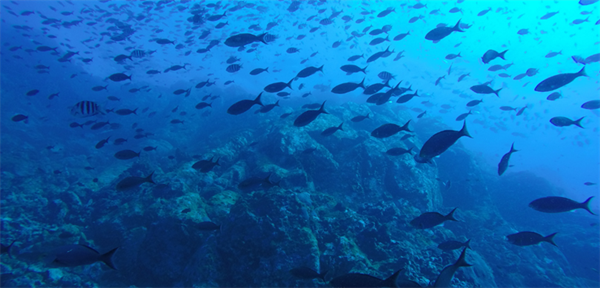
[114,149,140,160]
[438,239,471,251]
[227,93,263,115]
[529,196,595,214]
[549,116,584,128]
[351,113,370,122]
[581,100,600,110]
[48,244,118,269]
[225,33,267,47]
[1,240,16,258]
[497,143,518,176]
[415,121,471,163]
[432,247,471,287]
[321,122,343,136]
[116,172,155,191]
[385,147,413,156]
[294,101,328,127]
[470,84,501,97]
[481,49,508,64]
[108,73,131,82]
[296,65,324,78]
[506,231,557,247]
[331,78,366,94]
[425,19,463,41]
[330,269,401,288]
[289,266,328,280]
[264,79,294,93]
[196,221,220,231]
[193,157,220,173]
[535,67,586,92]
[410,208,457,229]
[371,121,411,138]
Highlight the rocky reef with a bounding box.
[0,101,596,288]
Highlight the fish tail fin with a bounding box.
[446,208,458,221]
[574,116,585,128]
[132,108,138,114]
[100,247,119,270]
[6,240,16,258]
[367,113,370,118]
[499,50,508,60]
[362,66,368,74]
[460,121,472,138]
[455,247,472,267]
[215,158,220,166]
[287,78,294,89]
[319,65,324,72]
[338,122,344,131]
[464,239,471,249]
[494,88,502,97]
[359,77,366,89]
[145,172,155,184]
[581,196,595,215]
[257,33,268,44]
[275,100,280,106]
[380,269,402,287]
[408,147,414,155]
[453,19,463,32]
[578,66,587,77]
[544,233,558,247]
[510,142,518,153]
[319,101,328,114]
[402,120,412,132]
[255,92,263,106]
[314,270,326,281]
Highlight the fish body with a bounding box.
[506,232,557,247]
[294,101,328,127]
[227,93,263,115]
[371,120,411,138]
[550,116,584,128]
[481,49,508,64]
[425,19,463,41]
[49,245,118,269]
[116,172,155,191]
[416,121,471,163]
[410,208,458,229]
[498,143,517,176]
[535,67,586,92]
[529,196,595,214]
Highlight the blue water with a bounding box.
[1,0,599,287]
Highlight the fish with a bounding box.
[438,239,471,251]
[193,157,220,173]
[11,114,28,122]
[455,110,472,121]
[26,89,39,96]
[546,92,561,101]
[535,67,586,92]
[415,121,471,163]
[227,93,263,115]
[1,240,16,258]
[466,99,482,107]
[498,143,517,176]
[259,101,280,113]
[364,80,391,95]
[95,136,110,149]
[348,54,364,61]
[529,196,595,214]
[196,221,220,231]
[417,111,426,118]
[481,49,508,64]
[296,65,324,78]
[580,0,599,5]
[340,65,367,74]
[331,78,365,94]
[330,269,401,288]
[549,116,584,128]
[393,31,410,41]
[478,8,491,16]
[351,113,370,122]
[366,46,390,63]
[517,28,529,35]
[143,146,157,151]
[371,120,412,138]
[238,174,279,191]
[425,19,463,41]
[280,112,293,119]
[250,68,269,75]
[116,172,155,191]
[264,79,294,93]
[470,84,501,97]
[506,232,557,247]
[115,108,137,115]
[581,100,600,110]
[410,208,458,229]
[114,149,140,160]
[70,101,103,117]
[445,52,461,60]
[321,122,343,136]
[224,33,267,47]
[545,51,561,58]
[195,102,212,110]
[289,266,328,280]
[432,247,471,287]
[48,245,118,269]
[108,73,133,82]
[457,73,470,82]
[226,64,242,73]
[541,11,559,20]
[386,147,413,156]
[294,101,328,127]
[516,105,527,116]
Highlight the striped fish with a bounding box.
[70,101,103,117]
[130,49,146,58]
